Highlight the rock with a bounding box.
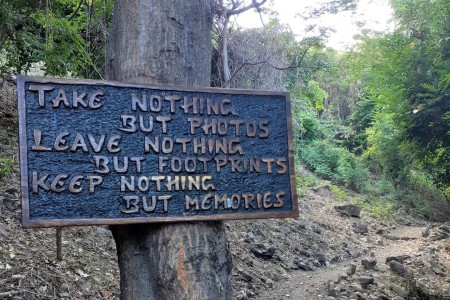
[236,289,247,300]
[244,232,255,243]
[422,226,430,237]
[361,258,377,270]
[355,291,369,300]
[388,260,407,277]
[2,197,20,210]
[353,223,369,234]
[314,252,327,265]
[328,287,338,297]
[0,225,9,237]
[376,229,384,235]
[312,225,322,234]
[347,263,357,275]
[440,225,450,233]
[358,276,374,289]
[240,271,252,282]
[5,188,18,194]
[335,205,361,218]
[247,243,275,259]
[390,284,407,298]
[296,261,314,271]
[265,278,274,287]
[385,255,409,264]
[254,228,266,238]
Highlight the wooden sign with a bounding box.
[17,75,298,228]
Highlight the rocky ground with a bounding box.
[1,80,450,299]
[228,185,450,300]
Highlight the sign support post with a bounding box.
[105,1,233,299]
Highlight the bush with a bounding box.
[353,196,395,219]
[300,140,369,192]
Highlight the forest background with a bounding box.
[0,0,449,219]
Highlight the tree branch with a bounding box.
[228,0,268,16]
[68,0,83,22]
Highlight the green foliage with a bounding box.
[0,0,113,78]
[353,0,450,191]
[363,177,396,198]
[326,183,347,203]
[0,158,13,178]
[302,80,328,112]
[300,140,368,192]
[297,110,321,141]
[365,113,411,182]
[296,174,318,197]
[347,94,375,154]
[353,196,395,220]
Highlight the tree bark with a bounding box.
[105,1,233,299]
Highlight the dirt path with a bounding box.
[258,226,425,300]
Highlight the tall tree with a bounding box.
[106,1,232,299]
[353,0,449,191]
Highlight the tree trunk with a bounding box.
[221,15,231,88]
[105,1,233,299]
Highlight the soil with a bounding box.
[1,80,450,299]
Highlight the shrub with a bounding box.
[300,140,369,192]
[353,196,395,219]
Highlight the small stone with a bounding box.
[439,225,450,233]
[390,284,407,298]
[5,188,18,194]
[328,287,338,297]
[2,197,20,210]
[235,290,247,300]
[314,253,327,265]
[0,225,9,237]
[240,271,252,282]
[376,229,384,235]
[355,291,368,300]
[388,260,407,277]
[312,225,322,234]
[361,258,377,270]
[358,276,374,289]
[296,261,314,271]
[385,255,409,264]
[245,232,255,243]
[347,263,357,275]
[266,278,274,287]
[353,223,369,234]
[246,243,275,259]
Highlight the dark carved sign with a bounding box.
[18,76,298,228]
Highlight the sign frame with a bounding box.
[18,75,298,228]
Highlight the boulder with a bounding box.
[388,260,407,277]
[247,243,275,259]
[362,258,377,270]
[352,223,369,234]
[358,276,374,289]
[335,205,361,218]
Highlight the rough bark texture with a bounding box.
[106,0,214,87]
[106,1,233,299]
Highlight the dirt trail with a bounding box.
[259,226,425,300]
